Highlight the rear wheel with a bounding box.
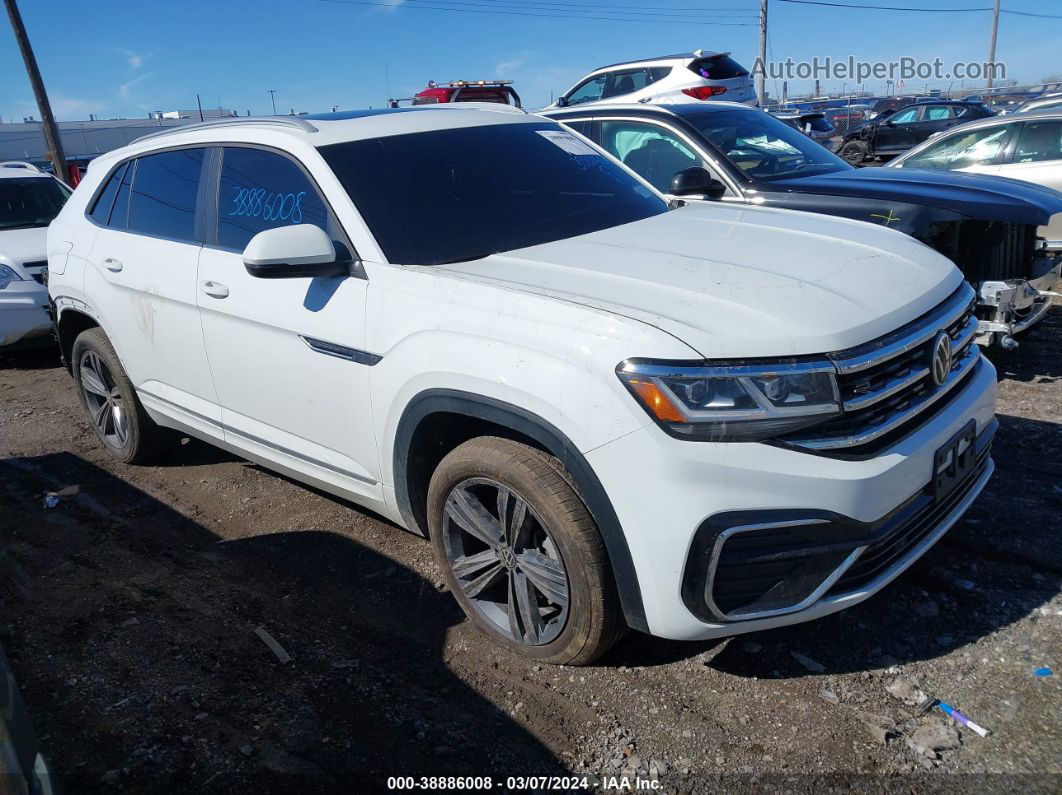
[427,436,625,665]
[71,328,168,463]
[839,140,870,165]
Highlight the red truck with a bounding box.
[389,80,521,108]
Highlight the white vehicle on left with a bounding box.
[0,162,70,348]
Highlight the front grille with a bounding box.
[781,284,979,456]
[826,437,992,596]
[927,220,1038,283]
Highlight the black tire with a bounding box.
[71,328,169,463]
[839,140,870,165]
[427,436,625,665]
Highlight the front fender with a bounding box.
[391,388,650,633]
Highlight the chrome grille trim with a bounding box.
[785,283,981,453]
[792,344,981,451]
[841,313,978,412]
[828,283,976,375]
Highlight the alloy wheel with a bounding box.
[79,349,129,449]
[442,477,570,645]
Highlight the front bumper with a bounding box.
[0,279,51,347]
[975,256,1061,345]
[585,354,997,640]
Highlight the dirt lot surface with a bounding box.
[1,310,1060,794]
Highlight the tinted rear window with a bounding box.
[318,122,666,265]
[127,148,205,241]
[690,55,748,80]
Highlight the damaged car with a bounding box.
[544,102,1062,347]
[48,107,996,664]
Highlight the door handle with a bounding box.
[103,257,123,272]
[201,280,230,299]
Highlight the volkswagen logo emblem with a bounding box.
[929,332,952,387]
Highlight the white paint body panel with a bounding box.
[0,226,51,346]
[48,107,996,641]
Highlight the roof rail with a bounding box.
[131,116,318,144]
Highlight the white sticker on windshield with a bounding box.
[536,130,598,156]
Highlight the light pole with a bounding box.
[267,90,278,116]
[756,0,768,107]
[3,0,68,182]
[986,0,1001,93]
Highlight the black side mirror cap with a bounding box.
[670,167,727,201]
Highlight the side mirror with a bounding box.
[555,96,568,108]
[670,167,727,201]
[883,120,896,127]
[242,224,348,279]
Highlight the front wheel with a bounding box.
[839,140,870,165]
[427,437,625,665]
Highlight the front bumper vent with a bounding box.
[682,422,995,623]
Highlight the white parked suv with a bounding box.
[0,162,70,348]
[550,51,757,109]
[48,107,996,665]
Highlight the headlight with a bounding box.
[617,358,841,442]
[0,265,23,290]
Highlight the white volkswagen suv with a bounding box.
[48,107,996,665]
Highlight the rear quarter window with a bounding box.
[89,162,127,225]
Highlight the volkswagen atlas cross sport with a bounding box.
[48,106,996,665]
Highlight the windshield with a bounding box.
[0,176,70,230]
[319,121,666,265]
[686,109,849,181]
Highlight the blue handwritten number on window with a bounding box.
[229,187,305,224]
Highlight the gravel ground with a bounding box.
[0,308,1060,794]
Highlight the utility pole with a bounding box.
[267,89,278,116]
[756,0,768,107]
[986,0,1001,92]
[4,0,68,182]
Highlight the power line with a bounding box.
[460,0,756,11]
[317,0,756,24]
[778,1,992,11]
[397,0,756,18]
[1003,8,1062,19]
[398,0,756,18]
[778,0,1062,19]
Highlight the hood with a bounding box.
[0,226,48,276]
[432,203,961,359]
[770,167,1062,225]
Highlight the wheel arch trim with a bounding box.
[393,388,648,633]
